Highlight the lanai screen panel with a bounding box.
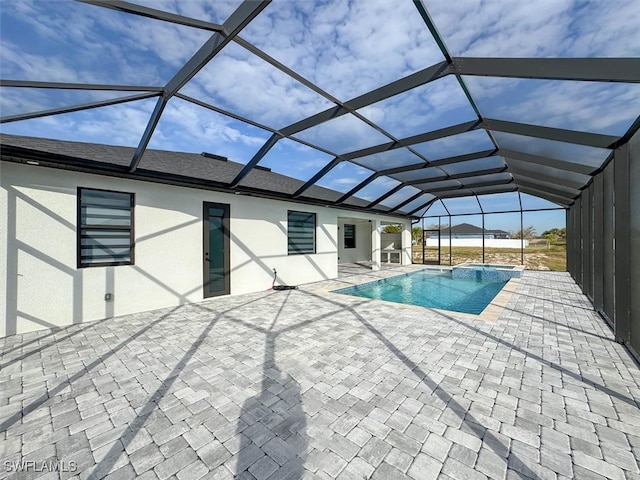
[256,138,335,182]
[391,168,447,183]
[427,0,640,58]
[356,76,477,139]
[411,130,495,160]
[424,200,449,217]
[494,132,611,169]
[1,97,160,147]
[398,193,435,215]
[441,197,481,215]
[147,96,274,162]
[0,2,210,84]
[459,172,513,188]
[0,88,147,118]
[354,177,402,203]
[353,149,425,171]
[378,185,420,207]
[478,192,520,213]
[127,0,244,24]
[315,161,373,195]
[520,193,562,211]
[292,113,391,155]
[464,77,640,136]
[180,41,335,129]
[438,156,506,176]
[238,1,446,101]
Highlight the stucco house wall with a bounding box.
[1,162,411,337]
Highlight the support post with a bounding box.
[448,215,452,266]
[402,222,412,265]
[371,220,381,271]
[614,144,631,344]
[575,202,581,284]
[592,173,604,311]
[482,213,485,264]
[628,129,640,360]
[520,209,524,266]
[582,184,593,300]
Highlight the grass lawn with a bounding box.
[412,244,567,271]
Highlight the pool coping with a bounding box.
[312,266,520,322]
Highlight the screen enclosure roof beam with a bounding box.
[452,57,640,83]
[0,92,160,124]
[513,176,580,199]
[499,148,597,175]
[506,164,589,191]
[79,0,223,32]
[482,118,619,149]
[0,80,164,92]
[405,166,506,186]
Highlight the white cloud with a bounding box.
[1,0,209,84]
[0,85,140,117]
[128,0,242,25]
[0,40,92,83]
[427,0,640,57]
[316,159,374,191]
[413,130,495,160]
[332,177,360,186]
[0,98,157,146]
[466,77,640,136]
[358,76,476,139]
[293,113,390,154]
[181,42,333,128]
[240,0,445,100]
[148,99,271,163]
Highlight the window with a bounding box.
[78,188,134,267]
[288,211,316,255]
[344,224,356,249]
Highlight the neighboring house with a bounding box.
[439,223,511,239]
[425,223,526,249]
[0,134,412,337]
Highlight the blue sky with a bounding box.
[1,0,638,232]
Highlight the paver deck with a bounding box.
[1,267,639,480]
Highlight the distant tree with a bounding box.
[382,224,402,233]
[511,225,536,239]
[542,227,566,243]
[424,222,449,231]
[412,226,422,243]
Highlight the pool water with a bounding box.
[334,270,507,315]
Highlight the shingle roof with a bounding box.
[0,133,373,209]
[440,222,509,236]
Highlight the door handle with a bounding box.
[205,253,210,261]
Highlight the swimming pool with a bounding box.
[452,263,523,282]
[333,269,508,315]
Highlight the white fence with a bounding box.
[426,238,528,249]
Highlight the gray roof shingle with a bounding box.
[0,133,373,209]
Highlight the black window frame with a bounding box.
[344,224,356,249]
[77,187,135,268]
[287,210,316,255]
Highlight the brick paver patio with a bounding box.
[1,267,639,480]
